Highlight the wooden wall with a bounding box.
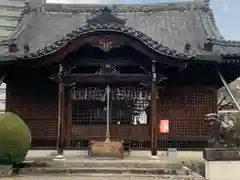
[158,87,217,138]
[5,76,217,148]
[6,78,58,146]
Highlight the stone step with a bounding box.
[18,156,205,177]
[19,159,192,175]
[24,160,184,169]
[19,167,191,175]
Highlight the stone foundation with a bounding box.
[89,141,124,158]
[26,150,202,159]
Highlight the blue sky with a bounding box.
[47,0,240,40]
[210,0,239,40]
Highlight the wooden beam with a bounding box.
[63,73,151,83]
[150,60,157,156]
[67,58,145,67]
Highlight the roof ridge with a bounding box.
[208,38,240,47]
[43,0,207,13]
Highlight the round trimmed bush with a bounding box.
[0,112,31,165]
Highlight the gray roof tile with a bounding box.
[1,0,239,61]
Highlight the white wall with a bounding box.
[0,0,25,40]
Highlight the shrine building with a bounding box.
[0,0,240,156]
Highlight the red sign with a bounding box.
[159,119,169,134]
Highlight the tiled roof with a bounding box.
[0,0,239,61]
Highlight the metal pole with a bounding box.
[105,85,110,142]
[0,73,5,86]
[217,69,240,111]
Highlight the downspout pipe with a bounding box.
[217,69,240,111]
[0,73,5,86]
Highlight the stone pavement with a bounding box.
[0,150,205,179]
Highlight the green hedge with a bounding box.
[0,112,31,165]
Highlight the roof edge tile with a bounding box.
[208,38,240,47]
[201,0,224,40]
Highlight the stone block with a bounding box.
[204,148,240,180]
[205,160,240,180]
[203,148,240,161]
[89,141,124,158]
[0,165,13,177]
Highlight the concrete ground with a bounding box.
[1,174,205,180]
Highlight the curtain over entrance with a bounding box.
[70,84,151,150]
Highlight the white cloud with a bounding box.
[223,4,230,11]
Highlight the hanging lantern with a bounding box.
[159,119,169,134]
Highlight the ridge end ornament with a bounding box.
[86,6,126,25]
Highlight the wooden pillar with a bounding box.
[56,70,65,155]
[56,81,64,155]
[66,89,72,148]
[150,60,157,156]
